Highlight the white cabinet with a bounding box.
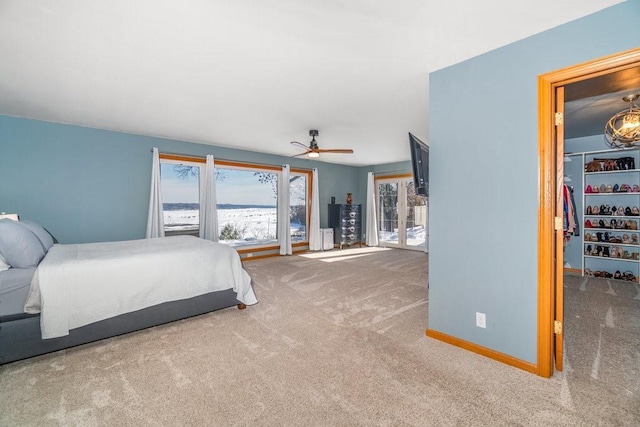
[321,228,334,251]
[582,149,640,281]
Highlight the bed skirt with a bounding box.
[0,288,240,365]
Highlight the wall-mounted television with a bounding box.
[409,132,429,196]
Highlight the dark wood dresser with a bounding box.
[328,204,362,249]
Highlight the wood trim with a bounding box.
[159,155,311,175]
[236,241,308,255]
[554,86,565,372]
[240,246,308,261]
[374,173,413,181]
[563,268,582,275]
[425,329,538,375]
[160,153,205,163]
[537,47,640,378]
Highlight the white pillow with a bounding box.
[0,253,10,271]
[20,220,54,251]
[0,219,46,268]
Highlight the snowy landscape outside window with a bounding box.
[159,157,309,247]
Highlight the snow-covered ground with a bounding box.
[165,208,427,249]
[379,225,428,249]
[164,208,305,246]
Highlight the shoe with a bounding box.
[611,219,617,229]
[626,207,632,216]
[623,234,630,244]
[584,268,594,276]
[585,245,592,255]
[633,185,640,193]
[614,270,622,279]
[592,185,600,193]
[606,184,613,193]
[586,185,593,193]
[593,205,600,215]
[596,232,603,242]
[613,183,620,192]
[587,205,593,215]
[603,247,610,257]
[585,232,593,241]
[632,206,639,216]
[632,234,638,245]
[585,219,593,228]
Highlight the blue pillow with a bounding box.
[20,220,54,251]
[0,219,46,268]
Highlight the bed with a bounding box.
[0,219,258,365]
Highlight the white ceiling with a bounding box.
[0,0,624,166]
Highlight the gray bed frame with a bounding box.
[0,289,244,365]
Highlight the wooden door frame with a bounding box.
[537,47,640,377]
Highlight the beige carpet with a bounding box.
[0,248,638,426]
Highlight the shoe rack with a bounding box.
[582,148,640,282]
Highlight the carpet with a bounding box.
[0,248,638,426]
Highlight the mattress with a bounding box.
[0,268,36,322]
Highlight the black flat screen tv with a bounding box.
[409,132,429,196]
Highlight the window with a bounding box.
[215,161,310,247]
[160,159,202,236]
[159,155,310,248]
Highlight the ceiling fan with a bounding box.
[290,130,354,158]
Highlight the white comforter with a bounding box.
[24,236,258,339]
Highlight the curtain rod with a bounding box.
[373,169,412,175]
[151,149,313,171]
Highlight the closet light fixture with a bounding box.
[605,94,640,148]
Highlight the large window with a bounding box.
[160,159,201,235]
[159,155,310,248]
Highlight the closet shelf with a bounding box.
[583,255,639,263]
[584,193,640,196]
[580,148,640,280]
[583,242,639,247]
[584,169,640,175]
[584,215,640,218]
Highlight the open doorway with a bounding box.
[538,47,640,377]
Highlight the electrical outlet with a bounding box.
[476,312,486,329]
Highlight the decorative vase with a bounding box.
[346,193,352,204]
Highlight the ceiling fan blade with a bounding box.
[291,151,311,158]
[317,148,354,154]
[290,141,309,150]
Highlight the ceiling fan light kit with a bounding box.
[604,94,640,149]
[290,129,354,158]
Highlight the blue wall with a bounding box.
[428,1,640,363]
[0,116,360,244]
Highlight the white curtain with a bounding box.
[365,172,379,246]
[278,164,292,255]
[308,168,322,251]
[199,154,219,241]
[145,147,165,238]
